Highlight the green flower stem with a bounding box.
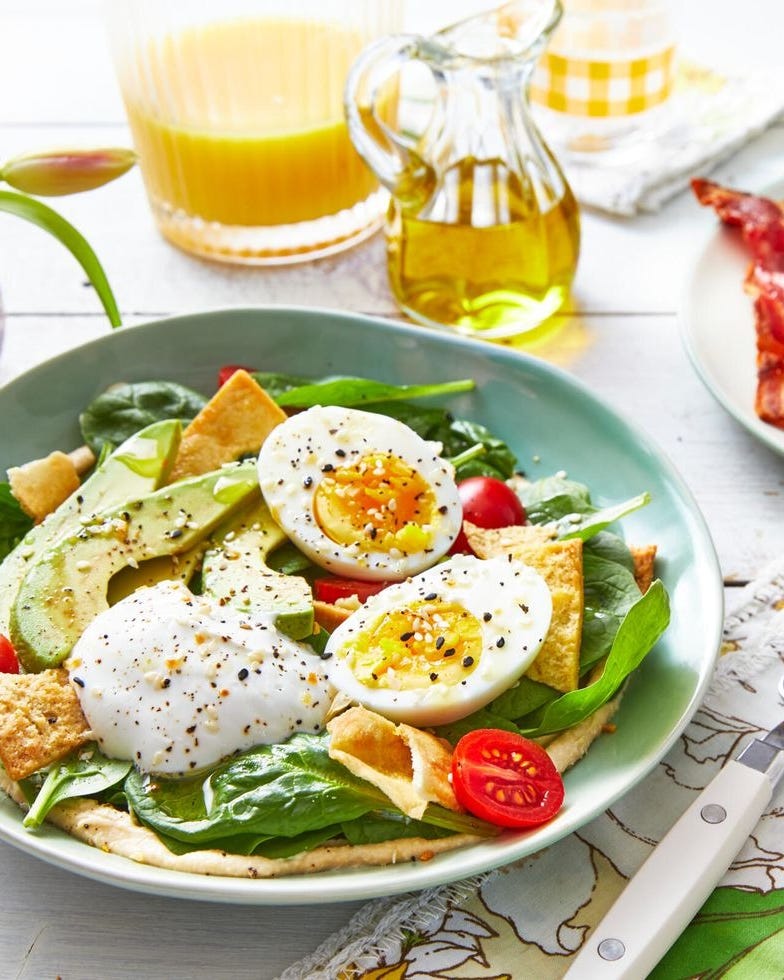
[0,190,121,328]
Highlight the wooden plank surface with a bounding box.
[1,1,784,978]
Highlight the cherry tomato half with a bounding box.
[217,364,255,387]
[314,576,391,604]
[451,476,527,554]
[451,729,564,829]
[0,635,20,674]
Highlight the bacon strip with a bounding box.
[692,178,784,429]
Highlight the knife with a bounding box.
[564,716,784,980]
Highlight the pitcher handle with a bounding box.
[344,34,432,204]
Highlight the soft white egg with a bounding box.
[325,554,552,726]
[256,405,462,581]
[68,580,334,775]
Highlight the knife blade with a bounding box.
[564,718,784,980]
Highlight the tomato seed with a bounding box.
[524,785,538,802]
[495,789,506,802]
[513,790,524,804]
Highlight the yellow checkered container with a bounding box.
[532,45,675,117]
[531,1,675,125]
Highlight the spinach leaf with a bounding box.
[435,677,557,744]
[125,732,390,844]
[582,530,635,573]
[341,811,452,845]
[0,482,33,562]
[521,580,670,737]
[23,745,132,829]
[579,549,644,672]
[249,371,516,480]
[79,381,207,456]
[517,476,649,542]
[369,403,517,480]
[272,376,475,409]
[155,824,341,858]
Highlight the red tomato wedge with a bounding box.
[451,476,527,554]
[313,577,391,604]
[217,364,255,387]
[451,729,564,828]
[0,635,20,674]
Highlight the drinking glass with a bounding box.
[105,0,402,264]
[530,0,676,157]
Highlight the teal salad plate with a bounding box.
[0,307,723,904]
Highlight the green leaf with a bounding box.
[522,580,671,736]
[341,811,453,845]
[369,403,517,480]
[251,371,516,480]
[0,190,121,327]
[579,549,644,672]
[23,745,132,829]
[435,706,523,745]
[125,732,390,845]
[517,475,649,542]
[0,483,33,562]
[274,376,475,409]
[79,381,207,456]
[650,886,784,980]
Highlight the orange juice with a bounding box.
[123,18,379,229]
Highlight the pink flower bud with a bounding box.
[0,148,136,196]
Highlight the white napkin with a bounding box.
[543,64,784,216]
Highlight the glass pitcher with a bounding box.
[345,0,580,341]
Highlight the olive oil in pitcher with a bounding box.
[387,155,580,336]
[346,1,580,341]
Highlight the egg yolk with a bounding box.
[342,600,482,690]
[313,452,437,554]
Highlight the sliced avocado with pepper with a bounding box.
[10,460,259,672]
[0,420,181,636]
[202,500,314,639]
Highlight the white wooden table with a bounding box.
[1,2,783,977]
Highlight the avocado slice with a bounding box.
[10,460,259,672]
[0,420,181,636]
[202,500,314,639]
[107,548,205,605]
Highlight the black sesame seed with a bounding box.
[424,592,438,601]
[429,672,438,681]
[335,448,346,457]
[162,678,171,688]
[483,612,492,622]
[496,637,505,648]
[73,677,85,688]
[443,648,456,657]
[238,668,249,681]
[462,656,474,667]
[321,463,334,472]
[303,476,313,488]
[400,631,415,641]
[435,636,445,650]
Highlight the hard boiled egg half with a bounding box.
[257,406,462,580]
[325,555,553,726]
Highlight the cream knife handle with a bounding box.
[564,760,773,980]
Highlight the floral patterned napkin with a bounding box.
[281,560,784,980]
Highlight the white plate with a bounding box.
[681,183,784,457]
[0,307,723,905]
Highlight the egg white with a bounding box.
[325,554,553,726]
[256,405,462,580]
[68,580,334,775]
